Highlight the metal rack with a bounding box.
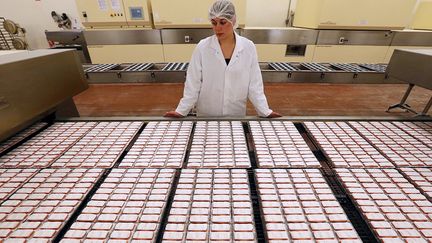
[84,63,120,72]
[268,62,299,71]
[123,63,154,72]
[162,62,189,71]
[0,17,14,50]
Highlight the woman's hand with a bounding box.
[164,111,184,118]
[267,111,282,118]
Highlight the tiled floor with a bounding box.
[73,83,432,117]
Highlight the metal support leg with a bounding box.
[418,96,432,117]
[387,84,417,113]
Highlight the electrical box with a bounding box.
[75,0,152,28]
[412,1,432,30]
[151,0,246,28]
[293,0,417,30]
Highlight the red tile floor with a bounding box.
[73,83,431,117]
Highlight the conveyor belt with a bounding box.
[0,169,38,202]
[162,62,189,71]
[268,62,299,71]
[250,121,320,168]
[0,168,104,241]
[330,63,370,73]
[392,122,432,148]
[0,122,48,155]
[123,63,154,72]
[162,169,256,242]
[188,121,250,168]
[84,64,120,72]
[336,168,432,242]
[399,168,432,201]
[256,169,362,242]
[0,120,431,242]
[120,121,192,168]
[0,122,97,168]
[52,122,142,168]
[304,122,393,168]
[62,169,175,242]
[359,63,387,73]
[300,62,334,72]
[349,121,432,167]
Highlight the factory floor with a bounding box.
[73,83,431,117]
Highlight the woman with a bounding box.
[165,0,281,118]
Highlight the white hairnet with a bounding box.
[209,0,238,29]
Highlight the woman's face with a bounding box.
[211,18,234,41]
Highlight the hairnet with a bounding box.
[208,0,238,29]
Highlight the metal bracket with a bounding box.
[387,83,431,117]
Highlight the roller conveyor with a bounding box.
[82,61,395,84]
[0,119,432,242]
[359,63,387,73]
[268,62,299,71]
[123,63,154,72]
[84,63,120,72]
[300,62,334,72]
[330,63,370,73]
[162,62,189,71]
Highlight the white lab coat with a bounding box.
[175,32,273,117]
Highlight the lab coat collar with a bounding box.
[210,32,244,66]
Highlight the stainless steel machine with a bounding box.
[386,49,432,117]
[0,49,87,142]
[45,30,91,63]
